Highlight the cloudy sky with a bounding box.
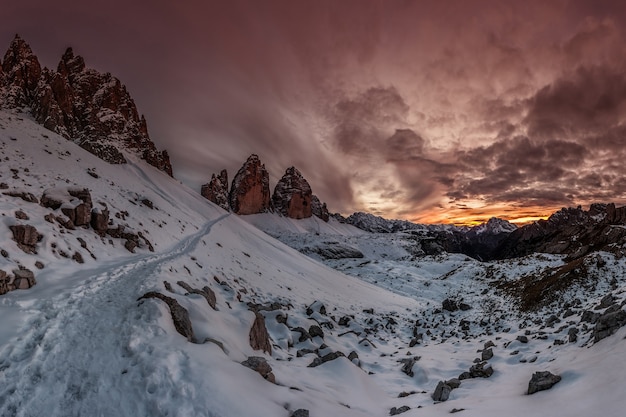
[3,0,626,224]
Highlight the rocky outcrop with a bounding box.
[90,207,109,234]
[249,311,272,354]
[593,309,626,343]
[138,292,196,342]
[12,268,36,290]
[41,187,92,227]
[201,169,229,210]
[311,195,329,222]
[272,167,312,219]
[0,36,173,176]
[229,155,271,215]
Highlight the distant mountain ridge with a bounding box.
[0,35,172,175]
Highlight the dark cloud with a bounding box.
[4,1,626,223]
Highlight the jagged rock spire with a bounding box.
[0,35,173,176]
[201,169,230,210]
[272,166,313,219]
[229,155,271,215]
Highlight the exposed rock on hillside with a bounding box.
[201,169,229,210]
[229,155,271,215]
[311,195,329,222]
[0,35,172,176]
[272,167,312,219]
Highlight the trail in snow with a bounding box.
[0,214,229,417]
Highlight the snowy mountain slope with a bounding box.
[1,110,626,417]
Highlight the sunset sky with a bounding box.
[3,0,626,224]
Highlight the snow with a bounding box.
[1,109,626,416]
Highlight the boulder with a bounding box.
[291,410,309,417]
[201,169,230,210]
[229,155,271,214]
[272,166,313,219]
[241,356,276,383]
[432,381,452,402]
[9,224,42,253]
[593,309,626,343]
[41,187,92,227]
[528,371,561,395]
[12,268,36,289]
[308,351,345,368]
[90,207,109,234]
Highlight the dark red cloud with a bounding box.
[3,1,626,223]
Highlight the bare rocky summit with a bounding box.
[0,35,172,176]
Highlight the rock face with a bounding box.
[0,36,172,176]
[528,371,561,395]
[201,169,229,210]
[272,167,312,219]
[229,155,271,215]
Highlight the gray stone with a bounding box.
[481,347,494,361]
[432,381,452,401]
[390,405,411,415]
[593,309,626,343]
[516,335,529,343]
[241,356,276,383]
[528,371,561,395]
[291,410,309,417]
[309,325,324,339]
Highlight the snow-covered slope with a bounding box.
[1,109,626,417]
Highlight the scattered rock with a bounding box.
[15,210,28,220]
[249,312,272,354]
[442,298,458,312]
[390,406,411,415]
[12,268,36,290]
[528,371,561,395]
[138,292,195,342]
[399,356,420,377]
[9,224,42,253]
[2,190,38,203]
[308,325,324,339]
[481,347,494,361]
[469,362,494,378]
[568,327,578,343]
[308,351,345,368]
[241,356,276,383]
[90,207,109,234]
[432,381,452,402]
[516,335,529,343]
[177,280,217,310]
[291,410,309,417]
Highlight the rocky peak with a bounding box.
[0,36,172,176]
[201,169,230,211]
[272,166,313,219]
[229,155,271,215]
[311,195,329,222]
[468,217,517,236]
[1,35,42,106]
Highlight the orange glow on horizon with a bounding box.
[407,205,558,227]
